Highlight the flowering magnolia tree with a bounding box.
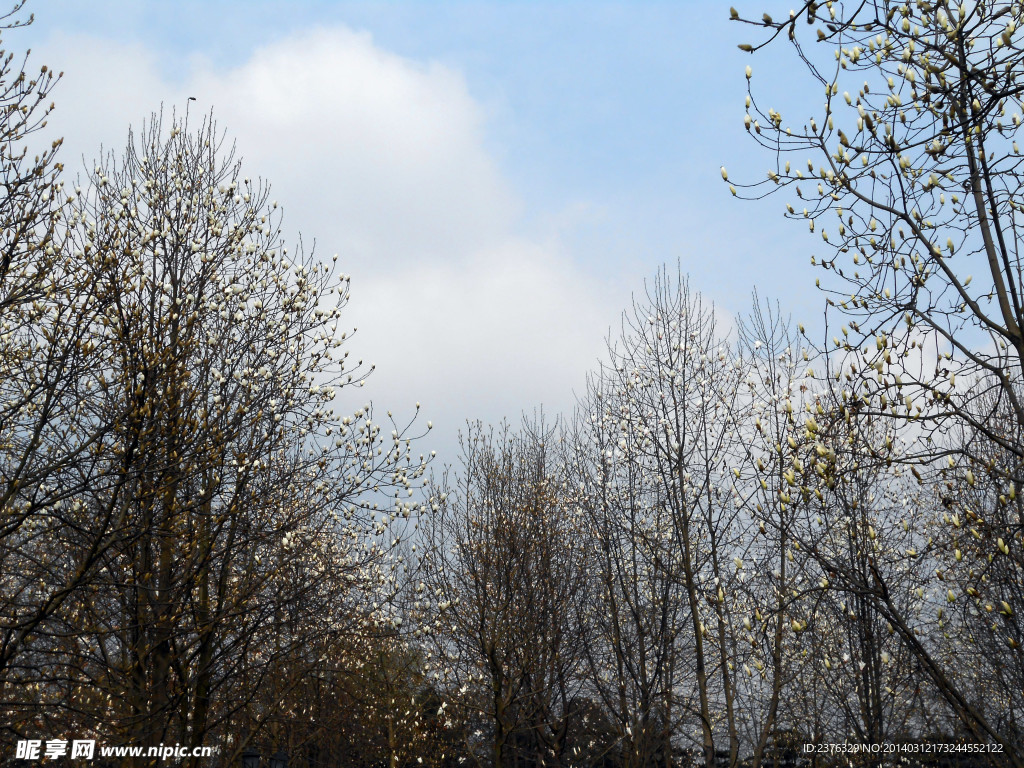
[729,0,1023,761]
[570,269,752,768]
[729,0,1024,458]
[0,2,131,709]
[1,109,433,764]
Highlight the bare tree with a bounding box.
[423,418,589,768]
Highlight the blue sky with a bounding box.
[15,0,827,457]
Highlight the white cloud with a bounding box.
[33,26,622,458]
[349,236,611,431]
[186,27,518,271]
